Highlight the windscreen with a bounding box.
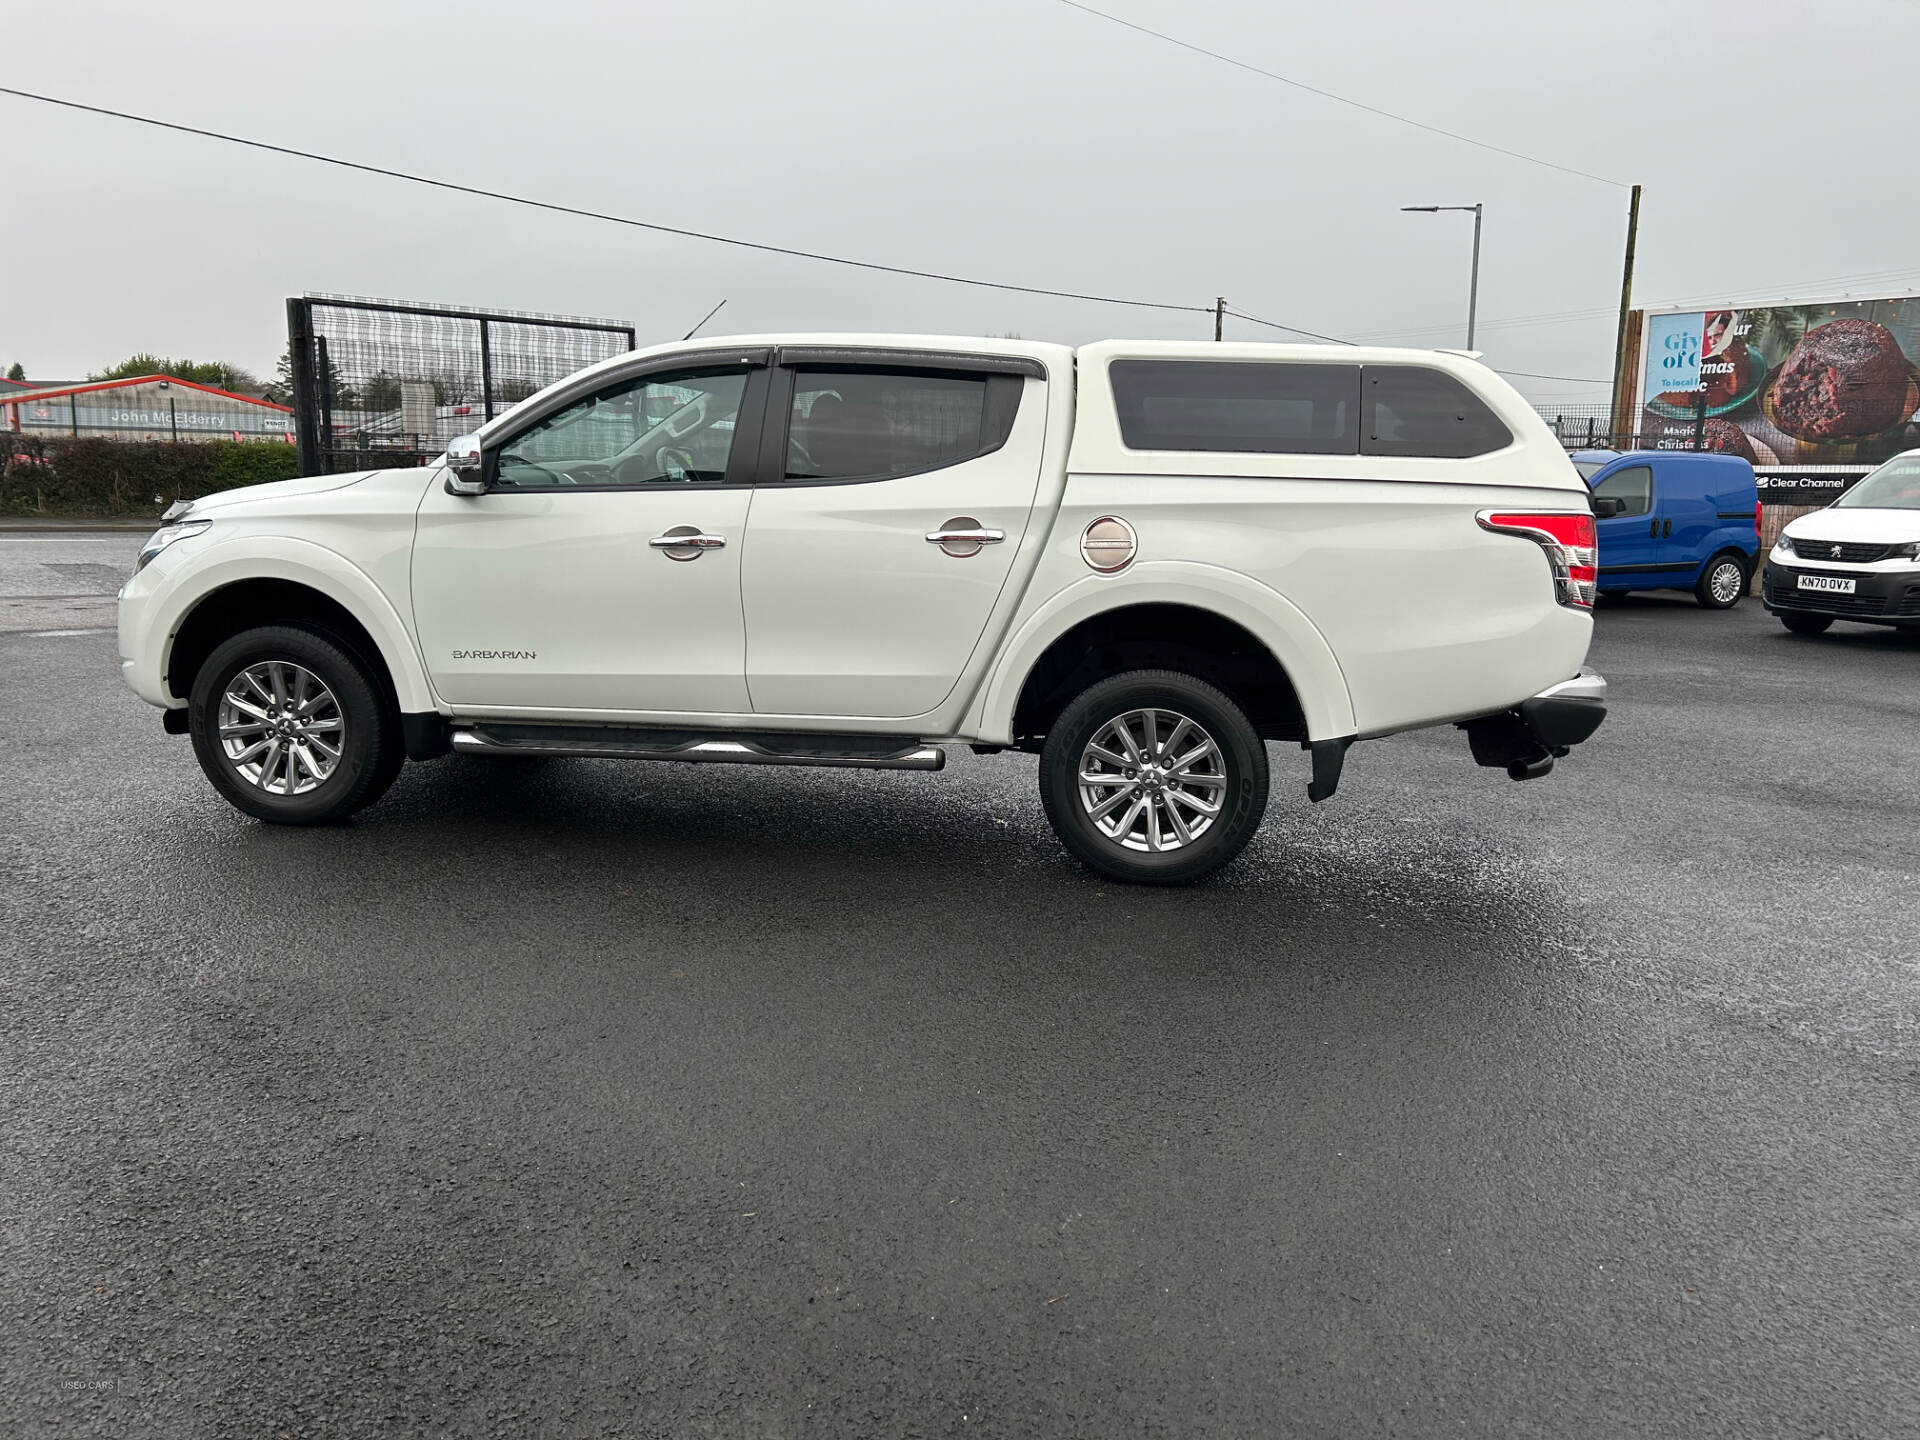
[1834,454,1920,510]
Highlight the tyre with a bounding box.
[1038,669,1269,885]
[1695,552,1749,609]
[188,625,401,824]
[1778,611,1833,637]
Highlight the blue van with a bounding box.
[1570,450,1761,609]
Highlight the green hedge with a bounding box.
[0,437,304,517]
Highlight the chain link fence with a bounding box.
[286,295,636,475]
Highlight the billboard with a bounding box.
[1639,295,1920,466]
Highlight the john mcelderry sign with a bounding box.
[16,403,292,437]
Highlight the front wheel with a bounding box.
[189,625,401,824]
[1038,669,1269,885]
[1695,553,1749,609]
[1778,611,1834,636]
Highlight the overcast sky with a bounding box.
[5,0,1917,409]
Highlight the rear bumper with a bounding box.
[1461,669,1608,779]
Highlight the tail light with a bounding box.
[1755,500,1763,540]
[1476,510,1597,609]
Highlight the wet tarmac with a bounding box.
[4,547,1916,1436]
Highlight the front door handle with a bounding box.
[926,517,1005,558]
[1649,518,1659,539]
[650,527,726,561]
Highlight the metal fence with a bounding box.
[1531,402,1750,455]
[286,295,636,475]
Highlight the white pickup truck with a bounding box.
[119,334,1607,883]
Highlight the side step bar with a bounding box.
[450,724,944,771]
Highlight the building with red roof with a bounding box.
[1,375,292,443]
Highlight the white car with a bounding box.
[1762,450,1920,636]
[120,334,1607,884]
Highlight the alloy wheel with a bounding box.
[1077,708,1227,853]
[217,660,345,796]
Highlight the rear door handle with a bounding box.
[650,528,726,560]
[926,518,1005,558]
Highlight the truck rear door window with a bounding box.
[1362,366,1512,459]
[1109,360,1360,455]
[785,369,992,481]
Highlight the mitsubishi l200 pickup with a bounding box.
[121,336,1608,883]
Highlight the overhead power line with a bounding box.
[1369,263,1920,344]
[0,85,1611,385]
[0,85,1220,320]
[1222,309,1609,385]
[1492,368,1610,385]
[1647,265,1920,310]
[1221,307,1349,344]
[1053,0,1627,188]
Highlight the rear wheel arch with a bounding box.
[971,568,1355,747]
[1008,602,1306,750]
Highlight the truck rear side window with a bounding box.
[1362,366,1512,459]
[1109,360,1360,455]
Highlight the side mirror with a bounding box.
[444,433,487,495]
[1590,495,1625,519]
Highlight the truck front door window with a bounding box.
[495,369,748,487]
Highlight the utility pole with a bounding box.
[1466,202,1483,350]
[1610,183,1643,442]
[1214,296,1226,341]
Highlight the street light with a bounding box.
[1401,203,1483,349]
[158,379,178,443]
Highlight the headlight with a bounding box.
[1891,541,1920,564]
[1774,534,1796,556]
[135,519,211,572]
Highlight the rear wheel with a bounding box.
[1695,552,1749,609]
[1778,611,1834,637]
[1038,669,1268,885]
[189,625,400,824]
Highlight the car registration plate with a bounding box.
[1798,574,1856,594]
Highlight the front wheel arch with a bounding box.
[168,578,398,716]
